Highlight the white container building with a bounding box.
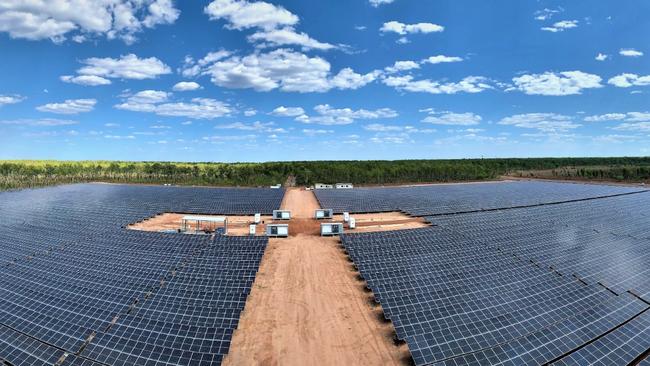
[267,224,289,237]
[315,209,334,219]
[321,223,344,236]
[272,210,291,220]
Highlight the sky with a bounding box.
[0,0,649,162]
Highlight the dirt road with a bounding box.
[223,188,409,366]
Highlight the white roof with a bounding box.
[182,215,227,223]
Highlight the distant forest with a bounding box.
[1,158,649,190]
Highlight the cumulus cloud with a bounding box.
[36,99,96,114]
[511,71,602,95]
[595,53,609,61]
[62,54,171,86]
[205,0,335,51]
[173,81,201,91]
[619,48,643,57]
[270,106,305,117]
[205,0,297,30]
[115,90,231,119]
[421,110,482,126]
[424,55,463,64]
[0,0,179,43]
[380,21,444,35]
[541,20,578,32]
[499,113,580,132]
[296,104,398,125]
[0,94,25,106]
[369,0,395,7]
[383,75,493,94]
[183,49,378,93]
[60,75,112,86]
[247,27,335,50]
[385,61,420,73]
[608,73,650,88]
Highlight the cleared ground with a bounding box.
[223,188,410,366]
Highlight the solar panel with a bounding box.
[0,184,277,365]
[341,220,650,365]
[314,180,646,215]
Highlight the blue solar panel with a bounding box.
[315,180,645,215]
[0,184,278,365]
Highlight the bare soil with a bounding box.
[222,188,410,366]
[128,213,273,236]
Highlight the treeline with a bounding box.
[1,157,649,191]
[513,165,650,182]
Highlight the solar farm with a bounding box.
[0,181,649,365]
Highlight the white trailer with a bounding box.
[315,183,333,189]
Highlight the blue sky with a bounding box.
[1,0,649,162]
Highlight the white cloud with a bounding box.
[62,54,171,86]
[424,55,463,64]
[0,118,78,126]
[380,21,444,35]
[297,104,398,125]
[217,121,284,133]
[248,27,335,50]
[613,122,650,132]
[105,134,136,140]
[511,71,602,95]
[186,49,377,93]
[36,99,96,114]
[595,53,609,61]
[204,0,335,51]
[0,0,179,43]
[369,0,394,7]
[619,48,643,57]
[115,90,231,119]
[60,75,112,86]
[584,113,627,122]
[329,68,380,90]
[173,81,201,91]
[608,74,650,88]
[383,75,493,94]
[421,111,482,126]
[244,109,257,116]
[363,123,403,132]
[204,0,297,31]
[385,61,420,73]
[0,94,24,106]
[499,113,580,132]
[541,20,578,32]
[303,128,333,136]
[586,112,650,131]
[385,55,462,73]
[534,8,563,21]
[270,106,305,117]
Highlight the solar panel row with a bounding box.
[314,180,646,215]
[428,192,650,301]
[341,215,650,365]
[0,184,280,365]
